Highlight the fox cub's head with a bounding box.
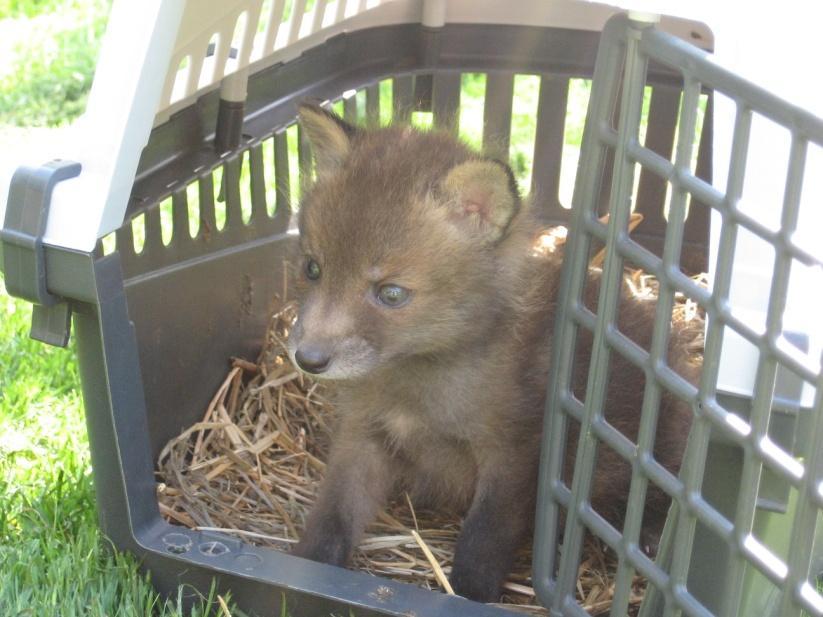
[288,101,527,380]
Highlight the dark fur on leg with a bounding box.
[450,464,535,602]
[291,505,353,566]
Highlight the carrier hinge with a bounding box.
[1,159,82,347]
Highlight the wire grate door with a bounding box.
[534,14,823,617]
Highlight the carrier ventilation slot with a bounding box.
[108,70,710,280]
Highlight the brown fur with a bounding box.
[287,102,697,602]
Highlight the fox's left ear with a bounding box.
[441,159,521,244]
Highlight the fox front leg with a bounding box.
[449,460,536,603]
[293,436,395,566]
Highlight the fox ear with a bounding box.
[297,101,357,178]
[441,159,521,243]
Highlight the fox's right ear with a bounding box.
[297,101,357,178]
[440,159,521,244]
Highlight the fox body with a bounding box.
[288,103,697,602]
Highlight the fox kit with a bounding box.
[288,102,697,602]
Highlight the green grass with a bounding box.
[0,0,110,127]
[0,0,62,19]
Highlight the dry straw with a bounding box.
[156,229,706,616]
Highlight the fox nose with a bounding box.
[294,345,332,374]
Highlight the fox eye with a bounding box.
[305,258,321,281]
[376,284,410,307]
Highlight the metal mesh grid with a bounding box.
[534,14,823,617]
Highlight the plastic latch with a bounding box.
[0,159,81,347]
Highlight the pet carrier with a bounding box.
[1,0,821,615]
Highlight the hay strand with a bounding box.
[411,529,455,595]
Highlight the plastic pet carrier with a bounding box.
[1,1,822,615]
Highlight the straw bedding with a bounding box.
[156,230,706,616]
